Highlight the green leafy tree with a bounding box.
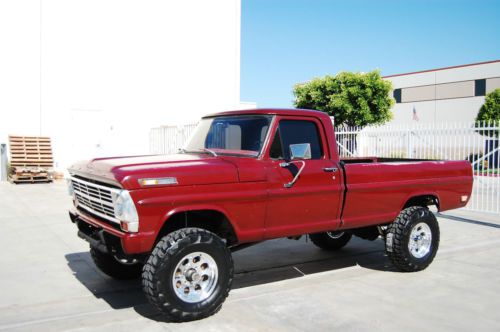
[293,70,394,127]
[476,88,500,137]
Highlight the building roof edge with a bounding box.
[383,60,500,79]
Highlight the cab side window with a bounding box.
[269,120,323,160]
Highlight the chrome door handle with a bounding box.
[323,167,338,173]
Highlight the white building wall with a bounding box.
[390,97,487,124]
[0,0,243,171]
[388,61,500,87]
[385,61,500,125]
[0,1,41,138]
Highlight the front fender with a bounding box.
[160,204,240,235]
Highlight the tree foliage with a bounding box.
[477,89,500,121]
[293,70,394,127]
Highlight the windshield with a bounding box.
[184,115,273,157]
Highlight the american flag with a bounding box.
[412,106,419,121]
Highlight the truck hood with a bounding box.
[68,154,239,190]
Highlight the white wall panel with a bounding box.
[0,0,41,145]
[401,85,435,103]
[435,80,474,99]
[434,97,485,123]
[486,77,500,93]
[0,0,242,171]
[386,71,436,89]
[435,62,500,84]
[390,101,437,124]
[387,61,500,89]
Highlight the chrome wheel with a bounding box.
[408,222,432,258]
[143,228,233,321]
[326,231,344,240]
[172,252,218,303]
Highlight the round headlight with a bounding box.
[113,190,139,232]
[114,193,125,216]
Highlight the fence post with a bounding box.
[406,127,413,158]
[1,143,7,181]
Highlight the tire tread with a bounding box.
[386,206,439,272]
[142,228,233,322]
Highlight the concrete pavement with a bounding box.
[0,181,499,331]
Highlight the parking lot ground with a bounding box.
[0,181,499,331]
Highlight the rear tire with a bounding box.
[90,247,143,279]
[142,228,233,322]
[309,231,352,251]
[385,206,440,272]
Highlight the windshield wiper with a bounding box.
[179,148,217,157]
[202,148,218,157]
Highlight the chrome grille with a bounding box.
[71,176,120,223]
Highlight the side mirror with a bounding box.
[289,143,311,160]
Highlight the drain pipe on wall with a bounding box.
[1,144,7,181]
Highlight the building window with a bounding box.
[393,89,402,103]
[475,79,486,96]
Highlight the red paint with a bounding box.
[69,108,473,255]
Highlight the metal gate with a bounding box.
[150,123,198,155]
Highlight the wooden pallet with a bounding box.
[8,172,53,183]
[8,135,54,183]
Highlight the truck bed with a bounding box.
[339,158,473,230]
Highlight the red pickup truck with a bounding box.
[68,108,472,321]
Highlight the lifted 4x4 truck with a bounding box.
[68,108,473,322]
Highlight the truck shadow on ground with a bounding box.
[65,237,394,322]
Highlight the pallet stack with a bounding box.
[8,135,54,183]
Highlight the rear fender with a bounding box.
[400,192,441,211]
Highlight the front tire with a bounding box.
[309,231,352,251]
[90,247,143,279]
[385,206,440,272]
[142,228,233,322]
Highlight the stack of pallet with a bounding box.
[8,135,54,183]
